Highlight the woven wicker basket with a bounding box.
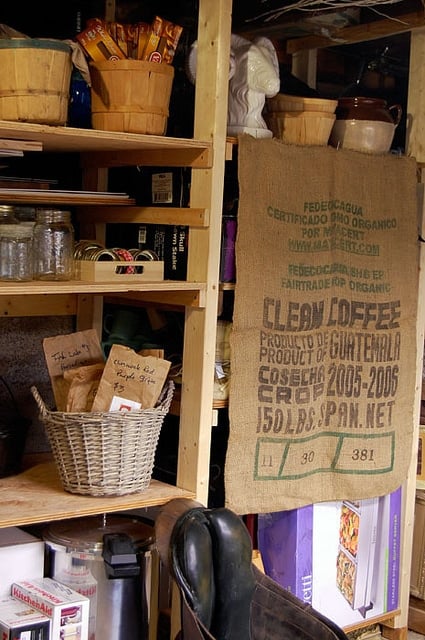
[31,380,174,497]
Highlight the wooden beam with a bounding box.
[406,28,425,162]
[104,0,115,22]
[286,11,425,54]
[0,295,76,317]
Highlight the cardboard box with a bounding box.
[220,216,237,283]
[11,578,89,640]
[77,19,126,62]
[138,224,188,280]
[258,504,313,603]
[258,487,401,628]
[0,596,50,639]
[0,528,45,599]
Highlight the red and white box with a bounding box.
[0,596,50,639]
[11,578,89,640]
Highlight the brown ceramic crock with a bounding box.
[335,97,402,126]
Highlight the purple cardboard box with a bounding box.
[384,486,401,611]
[257,505,313,603]
[257,486,401,628]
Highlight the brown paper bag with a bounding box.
[64,362,105,412]
[43,329,104,411]
[91,344,171,412]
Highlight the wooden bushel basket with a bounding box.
[0,39,72,125]
[266,111,336,146]
[90,59,174,135]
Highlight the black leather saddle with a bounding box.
[155,499,350,640]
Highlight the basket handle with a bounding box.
[30,386,49,417]
[159,380,175,413]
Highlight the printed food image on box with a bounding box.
[76,18,126,61]
[0,596,50,639]
[335,499,379,616]
[258,487,401,628]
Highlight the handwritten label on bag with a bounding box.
[43,329,104,411]
[91,343,171,411]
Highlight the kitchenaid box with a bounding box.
[0,527,44,598]
[258,487,401,627]
[11,578,89,640]
[0,596,50,639]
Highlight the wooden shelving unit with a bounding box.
[0,0,232,533]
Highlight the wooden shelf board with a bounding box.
[103,290,202,309]
[0,120,211,157]
[0,280,205,297]
[0,191,135,206]
[0,294,78,317]
[0,286,205,316]
[0,462,194,528]
[81,147,212,169]
[79,206,208,227]
[343,611,400,634]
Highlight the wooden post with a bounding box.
[406,28,425,161]
[176,0,232,504]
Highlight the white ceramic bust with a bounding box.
[227,34,280,138]
[186,34,280,138]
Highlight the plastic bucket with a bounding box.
[0,39,72,125]
[89,59,174,135]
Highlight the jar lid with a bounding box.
[35,209,72,223]
[0,224,32,238]
[43,514,154,554]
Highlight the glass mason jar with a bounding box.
[0,226,33,281]
[33,209,74,280]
